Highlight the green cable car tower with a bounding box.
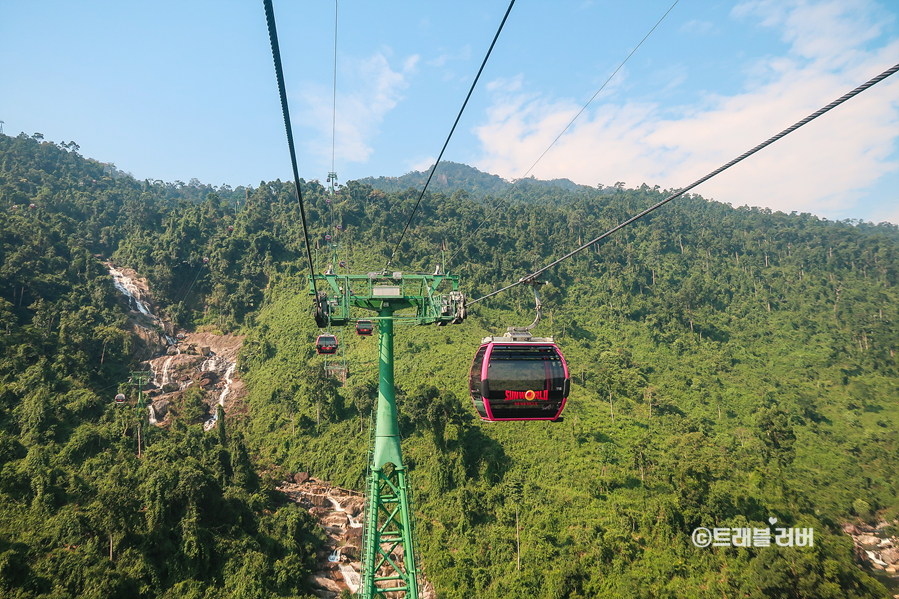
[309,270,466,599]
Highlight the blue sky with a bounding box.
[2,1,898,223]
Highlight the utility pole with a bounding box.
[310,271,466,599]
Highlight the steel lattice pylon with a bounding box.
[309,272,466,599]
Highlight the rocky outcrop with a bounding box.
[844,521,899,577]
[277,476,437,599]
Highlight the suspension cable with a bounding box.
[467,61,899,306]
[385,0,516,269]
[331,0,338,174]
[448,0,678,267]
[263,0,319,297]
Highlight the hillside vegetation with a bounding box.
[1,132,899,597]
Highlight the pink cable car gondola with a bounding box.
[316,334,338,355]
[469,338,569,422]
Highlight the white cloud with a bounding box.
[473,0,899,222]
[679,20,715,35]
[426,45,472,68]
[297,51,418,165]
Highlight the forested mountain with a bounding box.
[357,161,588,200]
[2,131,899,598]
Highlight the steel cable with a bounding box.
[448,0,679,267]
[263,0,319,297]
[385,0,516,269]
[468,61,899,306]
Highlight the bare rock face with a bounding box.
[857,534,881,546]
[151,399,170,420]
[880,547,899,564]
[325,513,348,528]
[308,494,333,508]
[308,575,341,593]
[344,528,363,544]
[843,523,861,535]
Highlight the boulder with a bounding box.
[309,494,332,508]
[325,513,347,528]
[162,382,180,393]
[344,527,363,543]
[200,346,211,356]
[342,498,364,517]
[151,399,170,420]
[294,472,310,484]
[310,507,330,518]
[341,544,359,560]
[843,523,862,535]
[308,575,341,592]
[857,535,881,546]
[881,548,899,564]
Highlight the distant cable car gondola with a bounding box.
[228,225,234,232]
[336,224,342,231]
[316,334,338,355]
[356,320,373,336]
[468,282,569,422]
[325,234,332,242]
[29,203,36,210]
[339,260,346,268]
[115,393,126,404]
[326,198,331,205]
[203,257,209,264]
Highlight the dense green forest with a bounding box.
[358,160,589,199]
[2,131,899,598]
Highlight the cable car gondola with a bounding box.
[468,282,569,422]
[356,320,373,336]
[114,393,126,404]
[325,234,332,242]
[316,334,338,355]
[469,336,569,421]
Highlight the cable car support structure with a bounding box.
[309,272,466,598]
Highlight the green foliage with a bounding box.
[3,130,899,597]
